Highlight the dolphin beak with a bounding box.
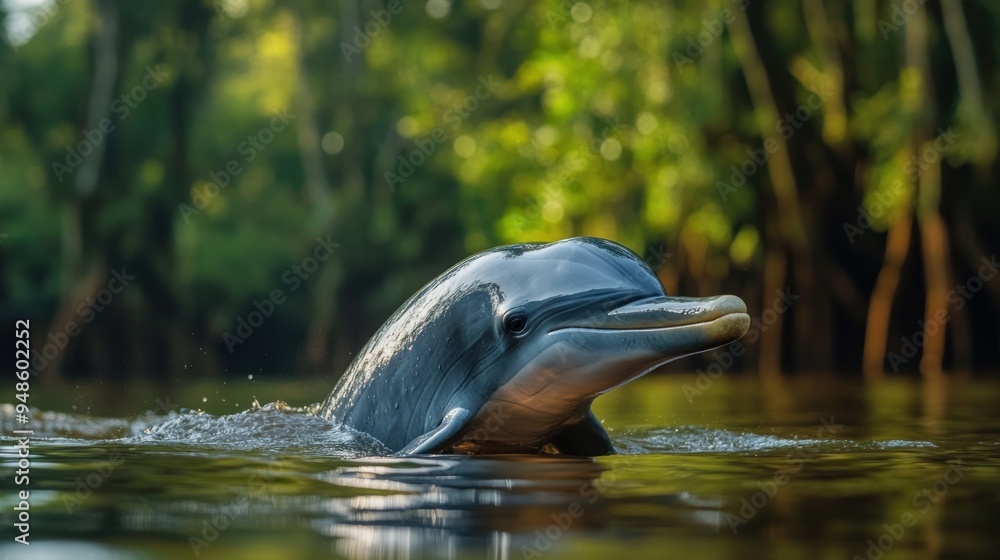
[551,294,751,360]
[605,295,749,333]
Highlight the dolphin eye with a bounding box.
[503,313,528,335]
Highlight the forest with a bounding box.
[1,0,998,384]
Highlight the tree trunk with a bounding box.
[862,203,913,379]
[730,7,815,375]
[45,0,119,382]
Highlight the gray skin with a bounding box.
[319,237,750,456]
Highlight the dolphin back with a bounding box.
[319,259,506,452]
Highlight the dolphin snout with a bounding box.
[601,294,748,330]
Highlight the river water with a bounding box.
[1,374,998,559]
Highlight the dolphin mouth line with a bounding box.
[549,312,751,335]
[550,294,749,332]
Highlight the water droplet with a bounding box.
[248,374,254,380]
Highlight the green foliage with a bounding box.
[0,0,998,378]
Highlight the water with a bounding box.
[1,374,998,559]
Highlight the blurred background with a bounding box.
[2,0,999,389]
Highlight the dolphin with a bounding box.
[319,237,749,455]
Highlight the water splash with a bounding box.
[0,401,388,457]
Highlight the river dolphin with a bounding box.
[319,237,749,455]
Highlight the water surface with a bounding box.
[1,374,998,559]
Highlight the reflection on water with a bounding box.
[0,374,999,559]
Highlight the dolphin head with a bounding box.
[471,237,750,405]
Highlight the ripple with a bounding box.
[618,425,935,454]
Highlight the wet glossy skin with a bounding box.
[319,237,750,455]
